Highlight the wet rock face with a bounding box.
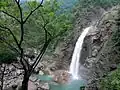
[80,36,92,64]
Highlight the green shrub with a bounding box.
[99,67,120,90]
[0,50,17,64]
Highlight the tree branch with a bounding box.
[39,9,52,37]
[0,25,20,48]
[0,38,20,54]
[43,23,48,42]
[43,23,52,37]
[23,0,44,23]
[0,35,29,71]
[1,11,20,23]
[14,0,24,46]
[19,23,24,46]
[14,0,32,71]
[19,48,27,71]
[30,38,51,74]
[14,0,20,3]
[14,0,19,4]
[0,64,6,90]
[0,37,30,70]
[29,23,52,73]
[18,0,20,3]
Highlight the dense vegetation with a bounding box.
[100,67,120,90]
[74,0,120,20]
[0,0,73,90]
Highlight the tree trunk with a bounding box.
[0,64,5,90]
[21,72,30,90]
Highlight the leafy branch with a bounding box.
[23,0,44,23]
[0,25,20,47]
[0,11,20,23]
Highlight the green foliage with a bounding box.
[99,67,120,90]
[0,50,17,64]
[0,29,18,64]
[74,0,120,19]
[0,1,73,89]
[23,0,73,51]
[0,0,73,64]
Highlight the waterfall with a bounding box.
[69,26,92,79]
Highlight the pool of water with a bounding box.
[37,75,53,81]
[49,80,85,90]
[37,75,86,90]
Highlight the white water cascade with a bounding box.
[69,26,92,80]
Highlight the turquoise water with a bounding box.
[49,80,85,90]
[37,75,53,81]
[37,75,86,90]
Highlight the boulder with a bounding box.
[52,70,71,84]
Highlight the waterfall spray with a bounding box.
[69,26,92,80]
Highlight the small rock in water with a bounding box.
[40,83,49,90]
[39,70,44,75]
[30,75,37,82]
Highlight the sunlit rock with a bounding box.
[52,70,71,84]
